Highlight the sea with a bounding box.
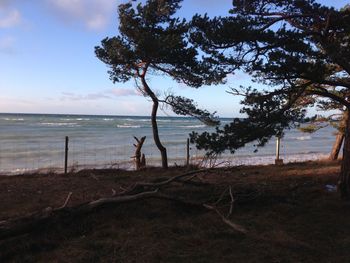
[0,113,337,175]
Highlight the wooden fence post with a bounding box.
[64,136,69,174]
[275,136,283,165]
[186,138,190,167]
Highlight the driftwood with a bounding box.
[57,192,73,210]
[203,204,246,234]
[118,168,210,195]
[132,136,146,170]
[154,192,246,234]
[0,169,247,240]
[0,190,159,240]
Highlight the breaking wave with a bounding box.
[117,124,141,128]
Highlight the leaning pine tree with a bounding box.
[298,101,348,161]
[190,1,350,198]
[96,0,224,169]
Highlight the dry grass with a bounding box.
[0,160,349,262]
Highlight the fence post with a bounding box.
[186,138,190,167]
[64,136,69,174]
[275,136,283,165]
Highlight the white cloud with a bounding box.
[61,91,110,101]
[60,88,141,102]
[46,0,115,30]
[0,96,36,113]
[110,88,141,97]
[0,0,10,9]
[118,101,145,114]
[0,8,21,28]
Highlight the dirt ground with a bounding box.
[1,160,349,263]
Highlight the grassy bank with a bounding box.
[0,160,349,262]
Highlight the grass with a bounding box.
[0,160,349,262]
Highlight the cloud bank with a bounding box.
[46,0,115,30]
[60,88,141,102]
[0,0,11,9]
[0,3,21,28]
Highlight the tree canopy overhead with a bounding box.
[95,0,225,87]
[189,0,350,197]
[191,0,350,91]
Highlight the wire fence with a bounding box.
[0,136,204,175]
[0,134,331,175]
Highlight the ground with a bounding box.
[0,160,349,263]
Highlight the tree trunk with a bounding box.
[329,133,344,160]
[141,76,168,169]
[330,111,348,161]
[338,110,350,199]
[141,154,146,168]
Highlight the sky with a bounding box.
[0,0,348,117]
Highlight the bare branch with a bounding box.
[227,186,235,217]
[57,192,73,210]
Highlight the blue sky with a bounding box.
[0,0,348,117]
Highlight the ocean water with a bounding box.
[0,113,337,174]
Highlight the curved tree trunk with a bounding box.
[339,110,350,199]
[141,76,168,169]
[330,111,348,161]
[329,133,344,160]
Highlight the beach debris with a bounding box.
[57,192,73,209]
[0,168,247,240]
[325,184,337,192]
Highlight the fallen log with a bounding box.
[153,193,247,234]
[0,190,159,240]
[119,168,211,195]
[0,169,247,240]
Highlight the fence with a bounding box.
[0,135,203,175]
[0,134,330,175]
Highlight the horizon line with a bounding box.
[0,112,234,119]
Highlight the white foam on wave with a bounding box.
[60,118,89,121]
[3,118,24,121]
[180,125,206,128]
[120,118,149,122]
[157,119,174,122]
[0,167,32,175]
[117,124,141,128]
[202,152,329,167]
[1,151,330,175]
[40,122,79,127]
[294,136,312,141]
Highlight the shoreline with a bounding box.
[0,153,332,176]
[0,113,336,176]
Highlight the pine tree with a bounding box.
[96,0,224,168]
[190,0,350,198]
